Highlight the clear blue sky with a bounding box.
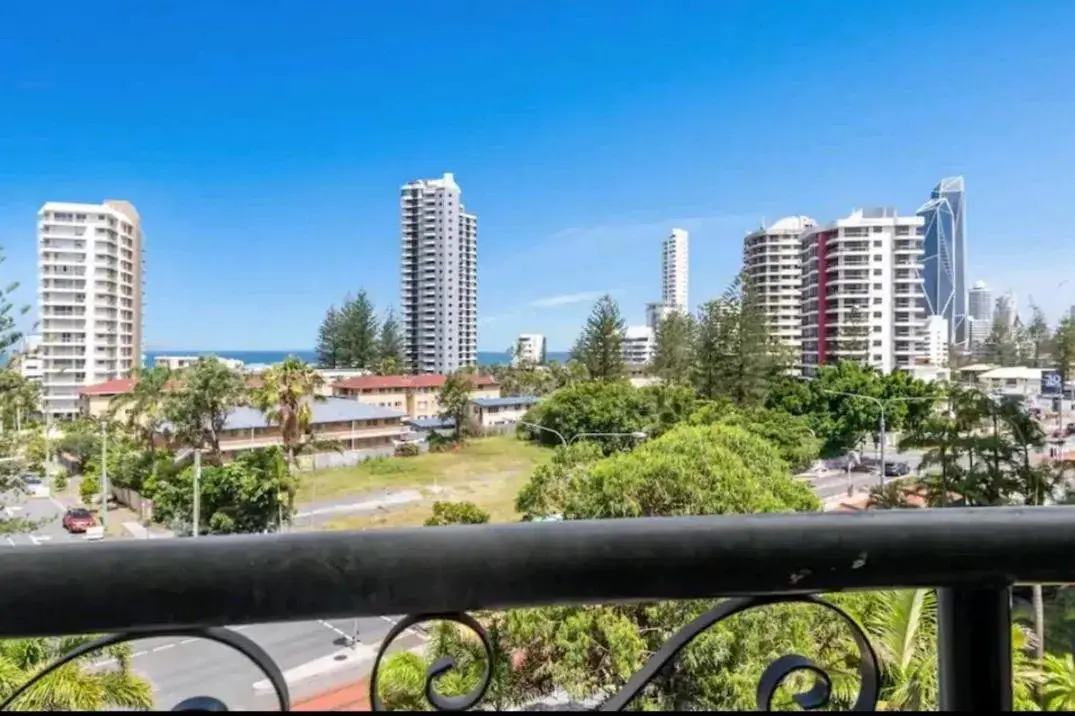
[2,0,1074,351]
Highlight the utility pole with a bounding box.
[192,449,201,538]
[100,423,108,534]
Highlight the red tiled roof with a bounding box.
[78,378,136,396]
[333,373,498,391]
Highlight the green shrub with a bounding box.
[394,443,420,458]
[80,474,101,505]
[52,469,68,491]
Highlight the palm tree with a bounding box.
[1042,652,1075,711]
[867,482,913,510]
[859,589,938,711]
[0,636,153,711]
[108,365,173,453]
[250,357,326,521]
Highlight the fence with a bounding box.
[0,505,1068,711]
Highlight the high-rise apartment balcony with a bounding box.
[0,508,1060,712]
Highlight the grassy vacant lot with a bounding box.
[298,436,552,529]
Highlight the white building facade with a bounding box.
[923,315,950,367]
[661,229,688,311]
[800,208,926,375]
[621,325,655,368]
[513,334,546,366]
[37,200,143,419]
[400,173,478,374]
[743,216,817,354]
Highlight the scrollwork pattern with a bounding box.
[372,596,880,712]
[0,627,290,713]
[368,612,494,712]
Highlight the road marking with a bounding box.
[49,497,65,511]
[153,643,176,652]
[29,535,52,545]
[4,536,15,547]
[180,638,197,645]
[380,615,428,640]
[317,619,352,640]
[252,644,377,693]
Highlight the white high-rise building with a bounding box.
[661,229,688,312]
[800,207,926,375]
[37,200,144,419]
[967,280,993,353]
[400,173,478,374]
[968,280,993,322]
[513,334,546,366]
[622,325,655,367]
[743,216,817,353]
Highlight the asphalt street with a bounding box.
[0,492,85,547]
[111,616,425,710]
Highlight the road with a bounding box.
[112,616,425,710]
[1,492,86,547]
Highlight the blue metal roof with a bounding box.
[406,417,456,430]
[470,396,542,408]
[160,397,406,434]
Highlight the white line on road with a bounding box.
[4,536,14,547]
[317,619,352,641]
[49,497,66,511]
[153,643,176,652]
[252,644,378,693]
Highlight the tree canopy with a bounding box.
[316,291,403,371]
[571,295,626,382]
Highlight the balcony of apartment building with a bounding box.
[1,507,1053,712]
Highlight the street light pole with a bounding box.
[517,421,568,448]
[100,422,108,534]
[192,449,201,538]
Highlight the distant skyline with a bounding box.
[3,0,1075,350]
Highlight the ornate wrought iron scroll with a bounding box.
[369,595,880,712]
[0,627,290,713]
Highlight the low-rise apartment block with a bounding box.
[468,396,541,431]
[204,398,407,463]
[332,373,499,420]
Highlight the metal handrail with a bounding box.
[1,505,1072,639]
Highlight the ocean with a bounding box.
[143,350,571,369]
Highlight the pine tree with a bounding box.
[0,244,29,364]
[1053,317,1075,387]
[315,306,343,368]
[652,311,695,384]
[375,309,404,374]
[692,272,782,406]
[985,300,1020,367]
[1026,303,1052,368]
[338,291,380,369]
[571,295,626,381]
[843,305,870,361]
[692,300,727,400]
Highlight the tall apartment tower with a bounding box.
[400,173,478,374]
[742,216,817,353]
[800,207,926,376]
[917,176,967,347]
[661,229,689,312]
[967,280,993,351]
[37,200,144,419]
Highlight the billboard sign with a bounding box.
[1042,369,1063,396]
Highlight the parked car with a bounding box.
[62,508,96,533]
[883,461,911,478]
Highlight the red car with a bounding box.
[62,508,96,533]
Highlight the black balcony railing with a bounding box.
[0,505,1071,711]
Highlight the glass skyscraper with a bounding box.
[916,176,967,347]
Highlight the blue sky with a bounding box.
[2,0,1074,351]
